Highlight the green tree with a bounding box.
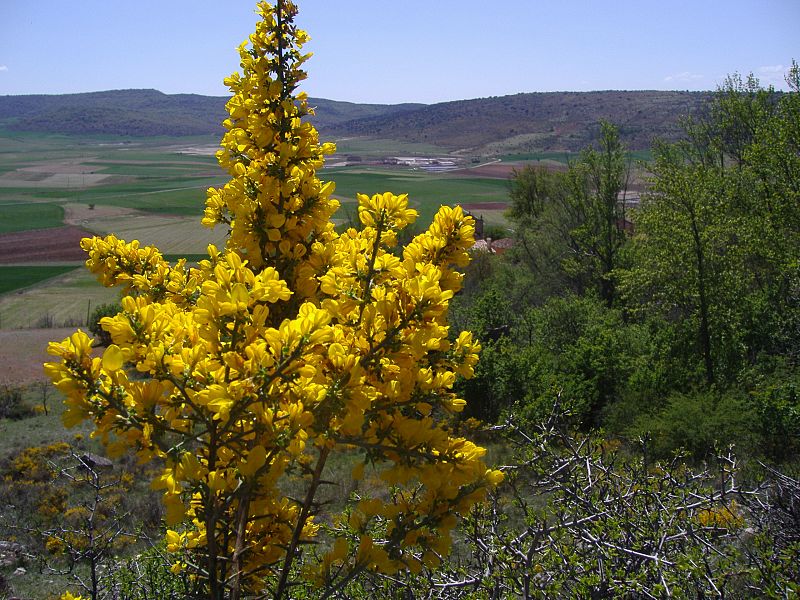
[508,121,630,306]
[563,121,631,306]
[623,66,800,386]
[507,165,575,300]
[626,143,733,384]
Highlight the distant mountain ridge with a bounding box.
[0,88,710,152]
[324,91,711,152]
[0,89,424,138]
[0,89,227,137]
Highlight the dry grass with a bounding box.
[0,269,118,330]
[86,213,228,254]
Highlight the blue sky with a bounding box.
[0,1,797,104]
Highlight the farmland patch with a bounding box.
[0,226,90,262]
[62,202,139,225]
[0,265,78,295]
[87,213,228,254]
[0,170,114,188]
[461,202,512,229]
[0,202,65,233]
[0,327,83,384]
[325,167,509,226]
[0,269,118,330]
[454,160,567,179]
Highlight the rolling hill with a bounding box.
[0,88,710,152]
[0,90,423,138]
[323,91,710,152]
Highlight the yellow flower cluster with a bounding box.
[696,500,745,529]
[204,0,338,280]
[45,0,501,594]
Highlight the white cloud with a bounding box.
[664,71,704,84]
[757,64,787,88]
[0,65,8,73]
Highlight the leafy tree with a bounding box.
[622,66,800,386]
[454,287,660,429]
[44,2,501,598]
[507,165,575,300]
[687,71,777,167]
[562,121,631,306]
[508,121,630,306]
[624,143,734,384]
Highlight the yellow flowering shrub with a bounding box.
[696,500,745,529]
[44,1,501,597]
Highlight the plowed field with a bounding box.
[0,226,90,263]
[0,327,79,384]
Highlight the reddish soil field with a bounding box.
[454,161,568,179]
[0,327,81,385]
[453,164,517,178]
[0,226,91,263]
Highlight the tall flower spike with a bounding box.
[205,0,339,292]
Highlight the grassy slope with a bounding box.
[0,202,65,233]
[0,265,78,295]
[0,268,118,329]
[325,167,509,226]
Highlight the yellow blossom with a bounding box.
[44,0,495,595]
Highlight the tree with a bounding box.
[44,2,501,598]
[622,66,800,386]
[507,165,575,300]
[508,121,630,306]
[563,121,630,306]
[626,142,731,385]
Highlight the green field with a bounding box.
[0,265,78,295]
[323,167,509,226]
[0,202,64,233]
[46,178,221,215]
[0,132,515,242]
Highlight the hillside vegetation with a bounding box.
[0,88,708,153]
[326,90,711,151]
[0,90,423,138]
[0,90,227,137]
